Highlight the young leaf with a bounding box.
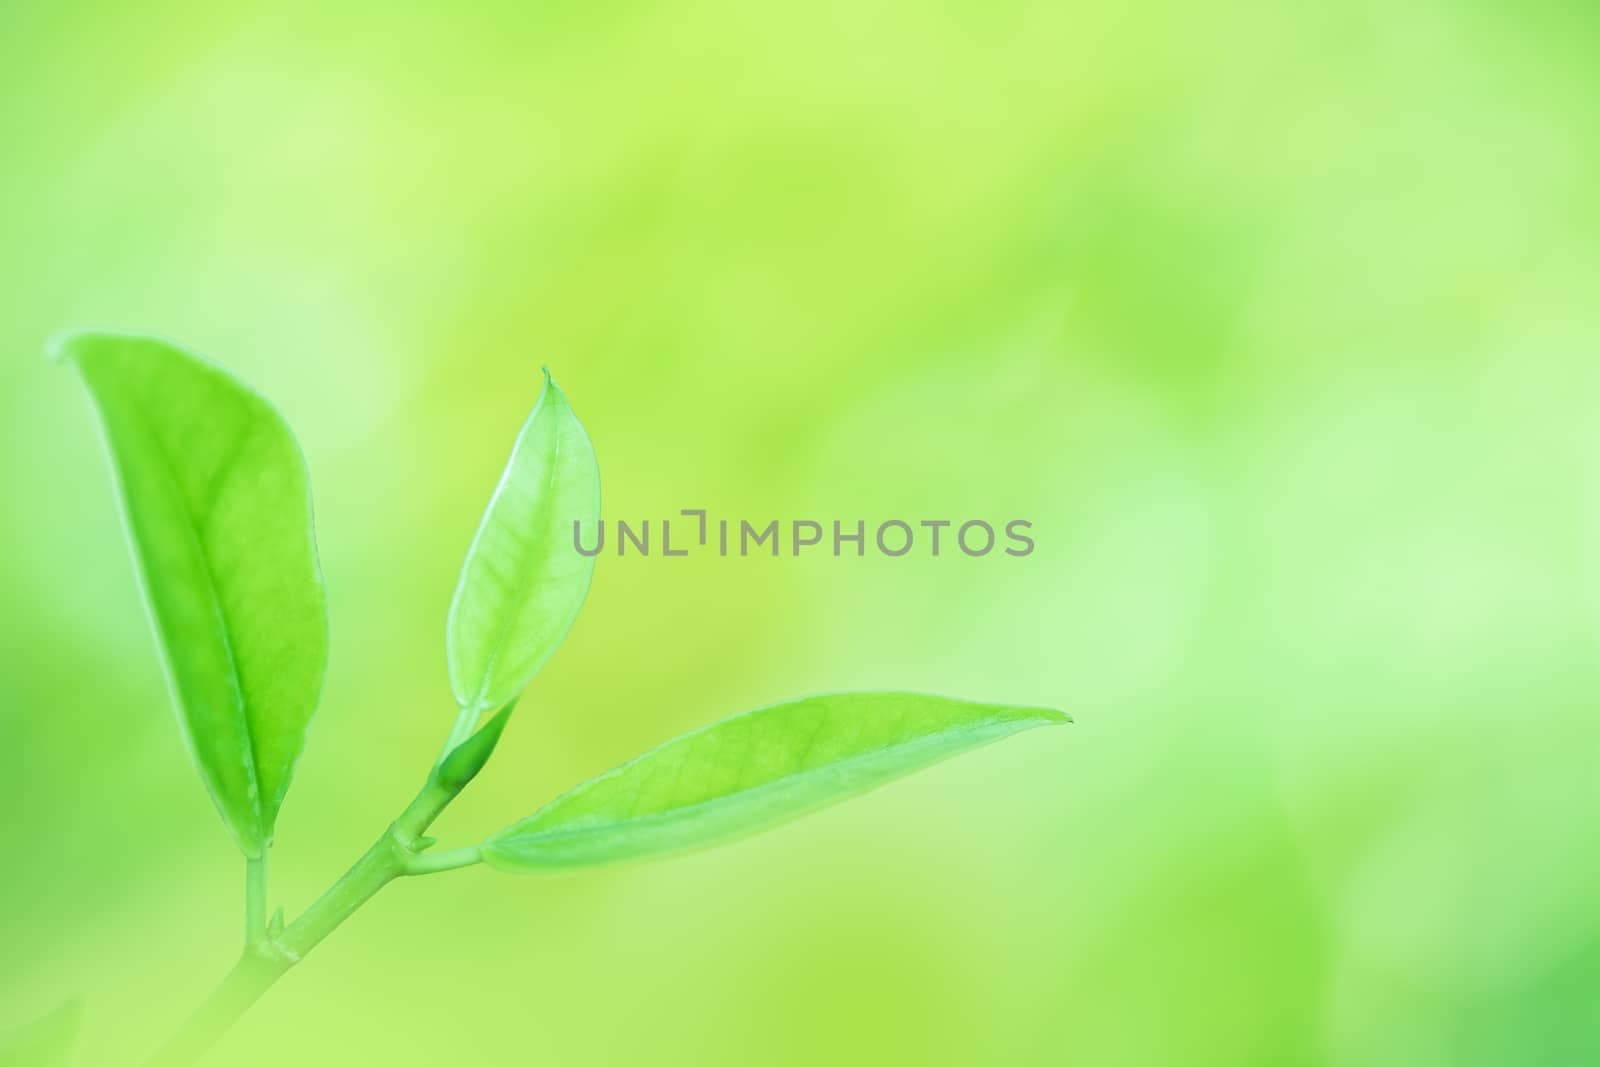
[0,1000,82,1066]
[437,700,516,791]
[446,370,599,732]
[55,333,329,858]
[483,692,1067,871]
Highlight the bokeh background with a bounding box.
[4,2,1598,1063]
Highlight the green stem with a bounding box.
[393,777,455,847]
[145,948,290,1067]
[244,855,267,948]
[402,845,483,876]
[438,704,482,766]
[146,775,475,1065]
[275,832,406,961]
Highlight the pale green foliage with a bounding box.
[447,369,599,730]
[58,333,327,858]
[61,333,1064,1064]
[485,693,1067,870]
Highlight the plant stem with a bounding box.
[438,703,482,766]
[244,855,267,948]
[145,948,290,1067]
[275,832,406,961]
[402,844,483,876]
[146,774,475,1065]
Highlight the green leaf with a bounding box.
[446,369,599,730]
[0,1000,82,1066]
[483,692,1067,871]
[56,333,328,858]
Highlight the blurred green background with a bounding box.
[3,1,1598,1063]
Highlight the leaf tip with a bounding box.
[48,328,168,369]
[1010,703,1070,726]
[46,329,95,366]
[537,365,576,410]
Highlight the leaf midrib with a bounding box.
[128,395,263,831]
[470,402,562,713]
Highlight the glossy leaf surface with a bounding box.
[484,692,1066,871]
[58,333,328,857]
[447,370,599,724]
